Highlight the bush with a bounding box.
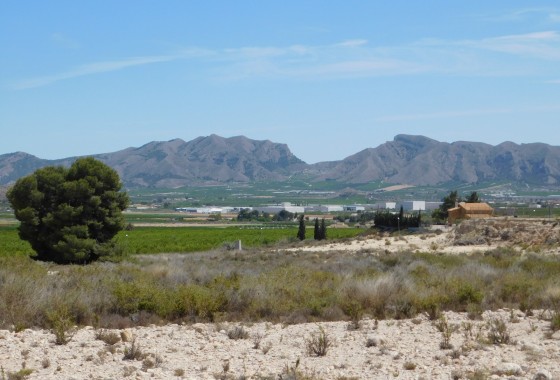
[306,326,331,357]
[487,317,511,345]
[95,329,121,345]
[123,339,144,361]
[550,311,560,332]
[227,326,249,340]
[47,303,75,345]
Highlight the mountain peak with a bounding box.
[393,134,439,148]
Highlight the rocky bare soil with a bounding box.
[1,310,559,379]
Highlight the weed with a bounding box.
[141,354,162,370]
[252,333,263,349]
[47,304,75,345]
[486,317,512,345]
[174,368,185,377]
[41,358,50,369]
[95,329,121,345]
[261,341,273,354]
[403,361,416,370]
[6,368,33,380]
[306,326,331,357]
[435,315,456,349]
[227,326,249,340]
[465,369,488,380]
[340,299,363,330]
[550,310,560,332]
[466,303,483,320]
[278,358,318,380]
[123,339,144,361]
[509,310,520,323]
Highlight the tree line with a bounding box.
[297,215,327,241]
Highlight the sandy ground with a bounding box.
[283,226,503,257]
[285,220,560,256]
[1,310,559,379]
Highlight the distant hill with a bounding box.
[0,135,305,188]
[95,135,305,187]
[309,135,560,185]
[2,134,560,188]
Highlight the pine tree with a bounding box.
[297,214,306,241]
[7,157,129,264]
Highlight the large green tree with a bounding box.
[7,157,129,264]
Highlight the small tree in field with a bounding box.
[297,214,306,241]
[7,157,129,264]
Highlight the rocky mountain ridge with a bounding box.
[1,134,559,187]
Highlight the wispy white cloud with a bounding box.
[471,31,560,59]
[484,7,560,23]
[14,55,179,90]
[14,30,560,90]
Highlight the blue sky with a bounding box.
[1,1,560,163]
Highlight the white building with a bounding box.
[401,201,426,211]
[175,207,223,214]
[253,202,305,214]
[369,202,397,210]
[317,205,344,212]
[401,201,442,211]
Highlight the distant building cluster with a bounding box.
[174,200,444,215]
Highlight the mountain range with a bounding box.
[1,134,560,188]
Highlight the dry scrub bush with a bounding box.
[403,361,417,370]
[434,315,457,349]
[95,329,121,345]
[551,311,560,332]
[5,368,33,380]
[3,230,560,329]
[306,326,331,357]
[340,274,412,319]
[486,317,512,345]
[227,325,249,340]
[47,303,75,345]
[123,339,144,361]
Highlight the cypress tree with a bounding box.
[297,214,306,241]
[314,218,320,240]
[320,218,327,240]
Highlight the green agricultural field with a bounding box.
[0,225,362,256]
[0,226,33,256]
[115,226,362,254]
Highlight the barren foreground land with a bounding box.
[1,218,560,379]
